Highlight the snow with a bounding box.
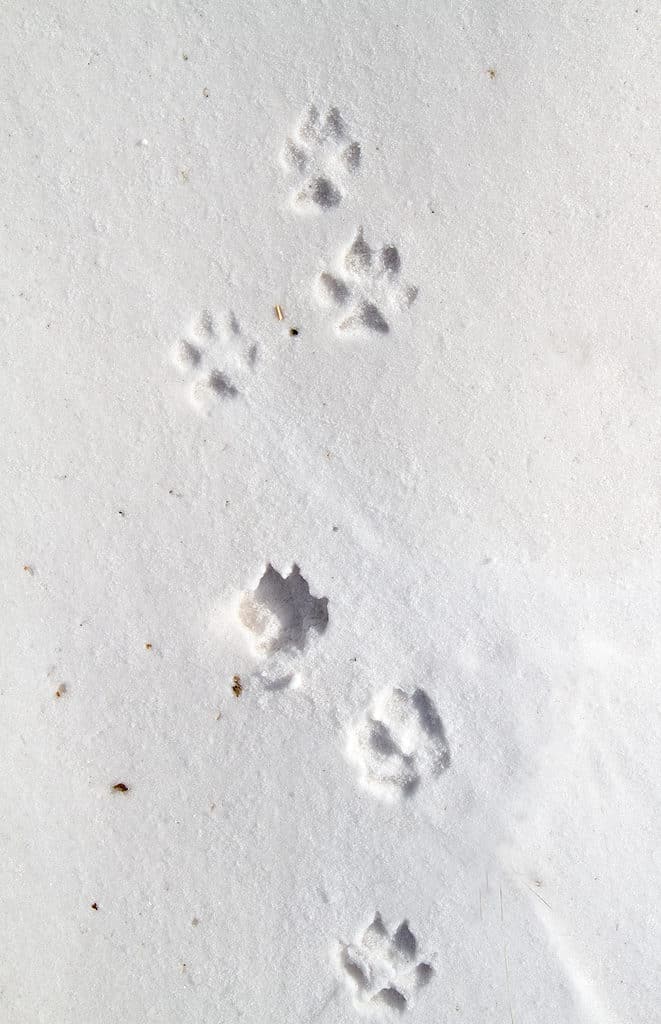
[1,2,659,1022]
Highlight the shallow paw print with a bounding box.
[337,913,434,1013]
[170,310,255,414]
[281,105,360,212]
[347,686,450,800]
[316,227,418,335]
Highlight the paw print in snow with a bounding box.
[170,310,256,414]
[238,564,329,656]
[281,105,360,212]
[316,227,418,335]
[348,687,450,799]
[236,563,329,692]
[338,913,434,1013]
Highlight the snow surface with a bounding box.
[1,3,660,1022]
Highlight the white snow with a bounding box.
[1,3,660,1022]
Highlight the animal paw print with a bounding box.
[338,913,434,1013]
[238,564,329,656]
[237,564,329,691]
[170,310,255,413]
[281,105,360,212]
[348,687,450,799]
[316,227,418,335]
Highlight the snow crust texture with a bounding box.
[2,4,659,1024]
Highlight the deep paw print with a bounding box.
[281,105,360,212]
[238,564,329,655]
[236,564,329,689]
[338,913,434,1014]
[316,227,418,335]
[347,687,450,799]
[170,310,256,414]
